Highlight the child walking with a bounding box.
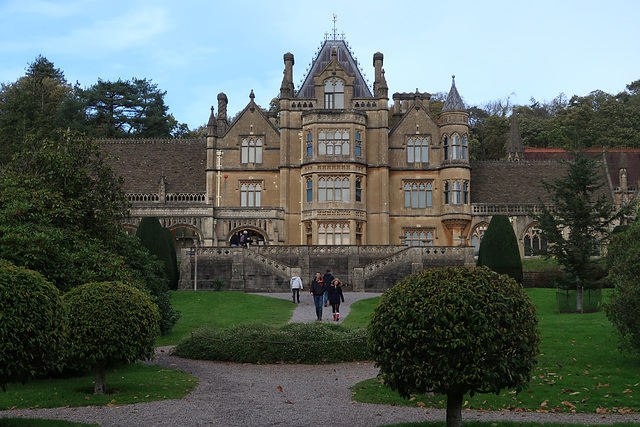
[327,278,345,321]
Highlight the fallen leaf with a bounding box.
[277,386,283,393]
[416,401,426,407]
[562,401,576,409]
[596,407,608,414]
[623,389,633,394]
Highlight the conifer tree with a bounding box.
[477,215,523,283]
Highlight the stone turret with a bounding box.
[207,106,217,137]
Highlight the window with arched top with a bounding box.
[407,137,429,163]
[470,222,488,256]
[355,177,362,202]
[318,222,350,245]
[306,133,313,156]
[241,138,263,164]
[451,135,461,160]
[523,223,547,257]
[324,78,344,109]
[443,136,449,160]
[462,136,468,160]
[403,229,434,246]
[355,131,362,156]
[240,182,262,207]
[403,181,433,208]
[306,179,313,202]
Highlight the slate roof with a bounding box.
[442,75,465,111]
[100,138,206,193]
[297,39,372,99]
[470,161,568,204]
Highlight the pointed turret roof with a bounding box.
[442,75,465,111]
[297,34,372,99]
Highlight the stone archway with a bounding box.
[228,227,267,247]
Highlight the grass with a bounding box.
[157,290,295,346]
[521,257,560,271]
[351,288,640,414]
[0,363,197,410]
[341,296,380,328]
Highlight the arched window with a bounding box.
[342,177,350,202]
[444,181,450,204]
[451,135,461,160]
[403,229,434,246]
[241,138,262,164]
[318,178,326,201]
[240,182,261,207]
[443,136,449,160]
[342,130,350,155]
[523,223,547,257]
[452,181,461,204]
[470,222,488,256]
[462,136,468,160]
[355,131,362,156]
[318,131,326,155]
[407,137,428,163]
[404,181,433,208]
[324,78,344,109]
[306,179,313,202]
[463,182,469,204]
[355,177,362,202]
[306,133,313,156]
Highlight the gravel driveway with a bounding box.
[2,292,638,426]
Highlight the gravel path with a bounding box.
[2,292,639,426]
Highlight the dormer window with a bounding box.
[324,78,344,109]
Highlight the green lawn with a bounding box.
[157,290,296,345]
[0,362,196,410]
[351,288,640,414]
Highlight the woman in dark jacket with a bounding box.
[327,278,345,321]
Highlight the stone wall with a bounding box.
[179,245,475,293]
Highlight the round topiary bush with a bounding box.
[368,266,540,427]
[65,281,160,394]
[0,260,65,391]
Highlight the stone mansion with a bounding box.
[101,33,638,291]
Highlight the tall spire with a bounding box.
[442,75,465,111]
[506,112,525,161]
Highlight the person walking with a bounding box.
[322,269,335,307]
[309,272,325,321]
[327,278,345,321]
[230,231,240,247]
[290,272,303,303]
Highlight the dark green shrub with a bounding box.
[64,281,160,394]
[533,268,565,288]
[368,266,540,427]
[0,260,65,391]
[136,217,178,290]
[605,222,640,351]
[477,215,523,283]
[174,322,369,364]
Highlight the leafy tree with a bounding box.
[0,131,179,331]
[136,217,179,290]
[74,78,175,138]
[604,222,640,351]
[534,150,622,311]
[477,215,523,283]
[0,260,65,391]
[65,281,160,394]
[0,56,72,163]
[368,266,539,427]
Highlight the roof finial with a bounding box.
[332,14,338,40]
[250,89,255,100]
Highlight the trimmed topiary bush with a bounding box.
[174,322,369,364]
[0,260,65,391]
[477,214,523,283]
[64,281,160,394]
[136,217,178,290]
[368,266,540,427]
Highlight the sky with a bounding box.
[1,0,639,130]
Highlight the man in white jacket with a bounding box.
[290,273,303,303]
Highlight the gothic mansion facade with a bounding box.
[102,36,638,290]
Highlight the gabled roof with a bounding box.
[442,75,465,111]
[297,38,372,99]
